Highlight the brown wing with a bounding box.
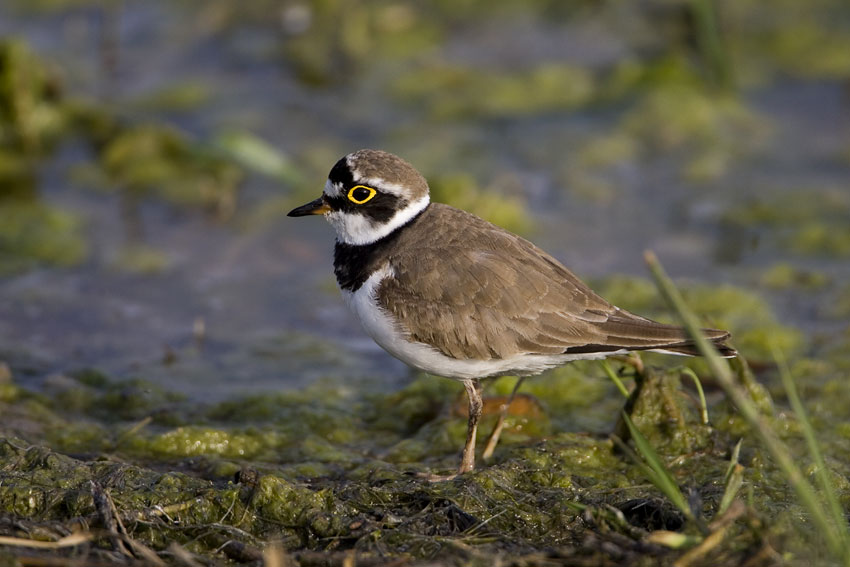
[377,204,733,360]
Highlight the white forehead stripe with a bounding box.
[326,194,430,246]
[324,179,343,198]
[352,176,408,198]
[345,155,414,198]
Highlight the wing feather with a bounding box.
[377,204,733,361]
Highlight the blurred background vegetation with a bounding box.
[2,0,849,383]
[0,0,848,427]
[1,0,849,265]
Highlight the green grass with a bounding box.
[645,250,850,565]
[616,412,698,527]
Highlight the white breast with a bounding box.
[341,263,626,380]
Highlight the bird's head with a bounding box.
[288,149,431,245]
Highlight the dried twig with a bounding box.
[90,480,133,558]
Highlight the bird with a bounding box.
[288,149,735,478]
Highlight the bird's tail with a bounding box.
[584,311,737,358]
[646,331,737,358]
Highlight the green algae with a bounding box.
[622,85,767,182]
[0,41,87,274]
[761,262,830,290]
[789,223,850,258]
[130,82,211,112]
[108,243,170,274]
[723,187,850,228]
[428,173,533,235]
[571,51,770,184]
[721,186,850,262]
[279,1,440,86]
[831,285,850,321]
[51,371,185,422]
[741,1,850,80]
[392,63,594,120]
[96,123,243,219]
[0,347,842,565]
[137,426,267,459]
[0,383,16,404]
[626,368,717,458]
[0,200,86,275]
[0,38,248,276]
[680,285,805,361]
[0,40,67,156]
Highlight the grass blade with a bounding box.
[772,342,849,543]
[619,412,695,524]
[718,441,744,517]
[680,367,709,425]
[601,360,630,397]
[644,250,850,564]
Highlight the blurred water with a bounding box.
[1,1,849,401]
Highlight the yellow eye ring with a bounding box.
[347,185,377,204]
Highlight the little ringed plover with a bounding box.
[289,149,735,477]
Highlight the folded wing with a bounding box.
[378,204,735,360]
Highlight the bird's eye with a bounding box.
[347,185,377,204]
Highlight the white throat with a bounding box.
[326,194,430,246]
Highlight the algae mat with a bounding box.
[0,357,836,566]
